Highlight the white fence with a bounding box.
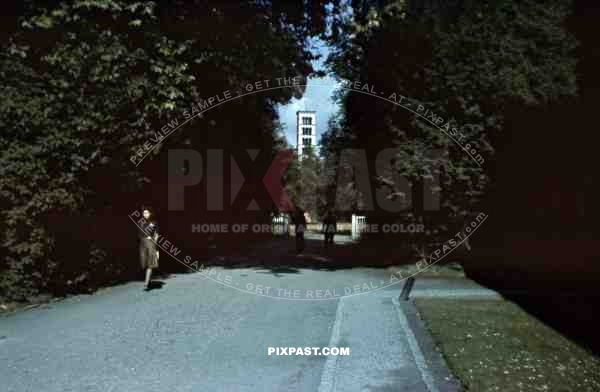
[271,214,289,236]
[351,214,367,240]
[271,213,366,240]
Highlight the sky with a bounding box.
[276,38,340,148]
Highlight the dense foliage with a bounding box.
[0,0,337,300]
[0,0,594,300]
[322,0,578,256]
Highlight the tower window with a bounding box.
[301,117,312,125]
[302,127,312,135]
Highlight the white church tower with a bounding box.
[296,110,316,161]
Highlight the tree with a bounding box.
[318,113,354,219]
[0,0,339,299]
[325,0,577,256]
[284,144,322,220]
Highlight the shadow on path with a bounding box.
[146,280,166,291]
[214,235,414,275]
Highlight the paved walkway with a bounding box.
[0,267,467,391]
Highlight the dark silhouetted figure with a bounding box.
[294,209,306,253]
[322,210,337,245]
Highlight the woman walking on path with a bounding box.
[139,207,159,291]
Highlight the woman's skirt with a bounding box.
[139,238,159,270]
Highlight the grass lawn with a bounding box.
[414,298,600,392]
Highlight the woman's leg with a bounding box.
[144,267,152,288]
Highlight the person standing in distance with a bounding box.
[322,210,337,245]
[294,208,306,253]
